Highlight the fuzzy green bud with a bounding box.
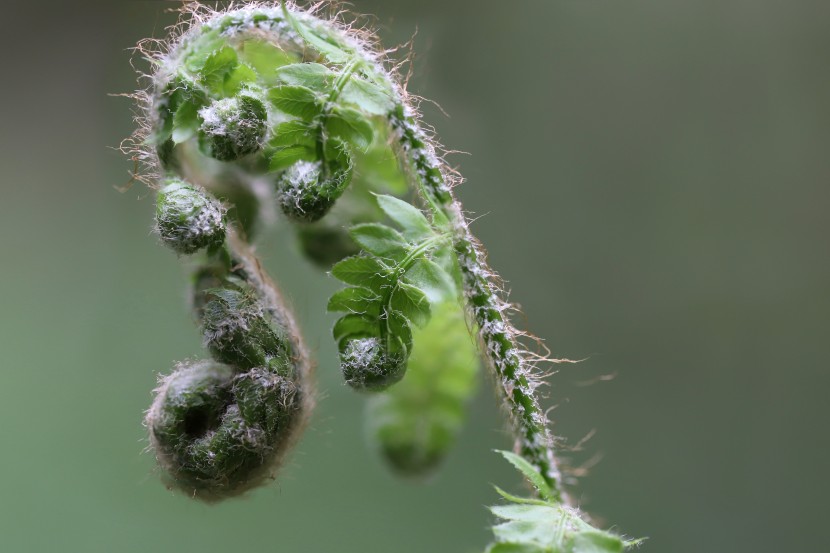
[199,94,267,162]
[156,179,226,254]
[277,157,353,223]
[340,337,407,392]
[200,288,292,371]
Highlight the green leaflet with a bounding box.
[330,255,389,291]
[328,195,450,347]
[223,63,258,96]
[327,286,380,314]
[239,39,297,83]
[326,107,375,151]
[486,452,644,553]
[274,62,335,91]
[375,194,433,241]
[488,504,628,553]
[281,2,352,64]
[367,301,480,476]
[269,85,323,120]
[267,70,378,151]
[407,257,457,304]
[199,46,239,94]
[390,282,431,328]
[270,120,317,148]
[340,76,395,116]
[186,44,260,98]
[158,76,209,146]
[498,451,555,502]
[181,28,226,73]
[349,223,408,260]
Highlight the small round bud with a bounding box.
[199,94,267,161]
[200,288,292,369]
[156,179,226,254]
[340,337,407,392]
[277,157,353,223]
[276,160,329,222]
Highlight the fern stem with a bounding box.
[387,104,569,503]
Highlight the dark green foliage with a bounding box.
[155,179,225,254]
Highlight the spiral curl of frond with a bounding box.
[129,1,573,504]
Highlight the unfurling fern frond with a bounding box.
[147,182,312,500]
[328,194,453,391]
[125,1,636,548]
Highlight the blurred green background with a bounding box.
[0,1,827,551]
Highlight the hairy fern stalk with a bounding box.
[125,2,639,550]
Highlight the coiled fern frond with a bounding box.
[124,1,639,549]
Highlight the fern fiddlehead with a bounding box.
[127,1,637,549]
[146,178,312,501]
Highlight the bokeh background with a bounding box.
[1,1,827,551]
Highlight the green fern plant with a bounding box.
[124,1,641,549]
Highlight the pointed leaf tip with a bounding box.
[496,450,553,501]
